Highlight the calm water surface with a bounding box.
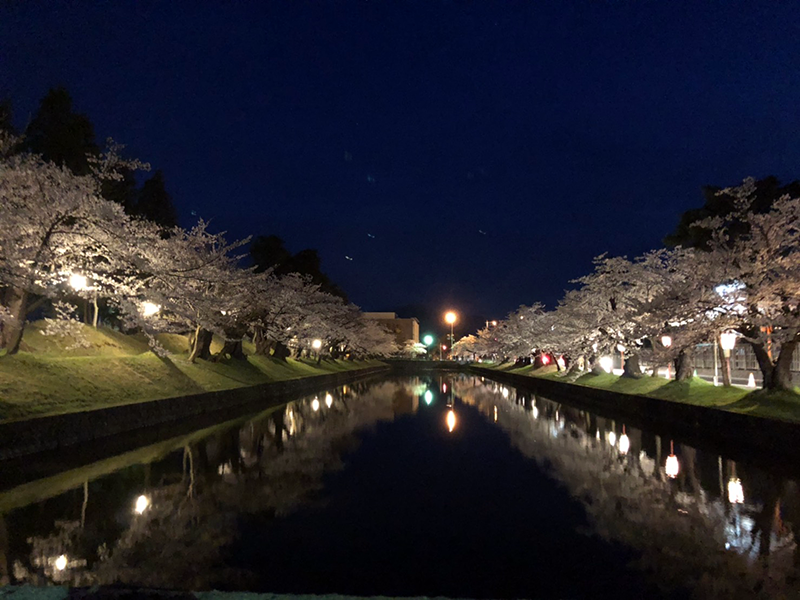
[1,375,798,598]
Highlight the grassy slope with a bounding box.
[477,361,800,423]
[0,322,384,421]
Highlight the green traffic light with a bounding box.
[423,334,434,346]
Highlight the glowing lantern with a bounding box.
[312,339,322,350]
[55,555,67,571]
[311,398,320,411]
[325,393,333,408]
[141,301,161,317]
[424,390,433,405]
[599,356,613,373]
[607,431,617,446]
[69,273,88,291]
[661,335,672,348]
[541,354,550,365]
[720,331,737,357]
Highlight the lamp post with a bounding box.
[719,331,737,387]
[312,338,323,363]
[444,311,457,360]
[69,273,98,327]
[661,335,672,379]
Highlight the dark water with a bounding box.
[1,375,798,598]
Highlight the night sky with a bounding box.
[3,2,799,327]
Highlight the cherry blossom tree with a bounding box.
[0,135,149,353]
[695,179,800,390]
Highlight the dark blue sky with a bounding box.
[3,1,799,323]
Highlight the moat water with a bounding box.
[1,374,798,598]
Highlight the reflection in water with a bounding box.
[446,409,457,433]
[454,377,800,598]
[2,378,435,590]
[1,374,798,597]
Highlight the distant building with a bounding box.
[364,312,419,345]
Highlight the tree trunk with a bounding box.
[253,329,272,355]
[772,338,797,391]
[621,353,642,378]
[674,348,694,381]
[566,356,584,377]
[0,287,28,354]
[188,326,213,363]
[213,339,245,361]
[273,341,291,361]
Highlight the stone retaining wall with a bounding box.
[0,366,388,461]
[471,366,800,465]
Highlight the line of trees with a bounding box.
[0,91,397,361]
[456,178,800,391]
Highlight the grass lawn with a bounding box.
[475,362,800,423]
[0,322,384,422]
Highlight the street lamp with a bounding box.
[720,331,737,387]
[69,273,100,327]
[661,335,672,379]
[423,334,434,346]
[141,301,161,317]
[444,311,457,359]
[69,273,88,291]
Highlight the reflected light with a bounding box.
[446,409,457,432]
[728,478,744,504]
[311,398,320,411]
[325,393,333,408]
[607,431,617,447]
[424,390,433,405]
[532,405,539,419]
[55,555,67,571]
[134,494,150,514]
[665,454,679,478]
[493,405,498,422]
[501,387,509,399]
[599,356,613,373]
[619,433,630,455]
[442,383,447,393]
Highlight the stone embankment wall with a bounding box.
[0,366,388,461]
[470,366,800,465]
